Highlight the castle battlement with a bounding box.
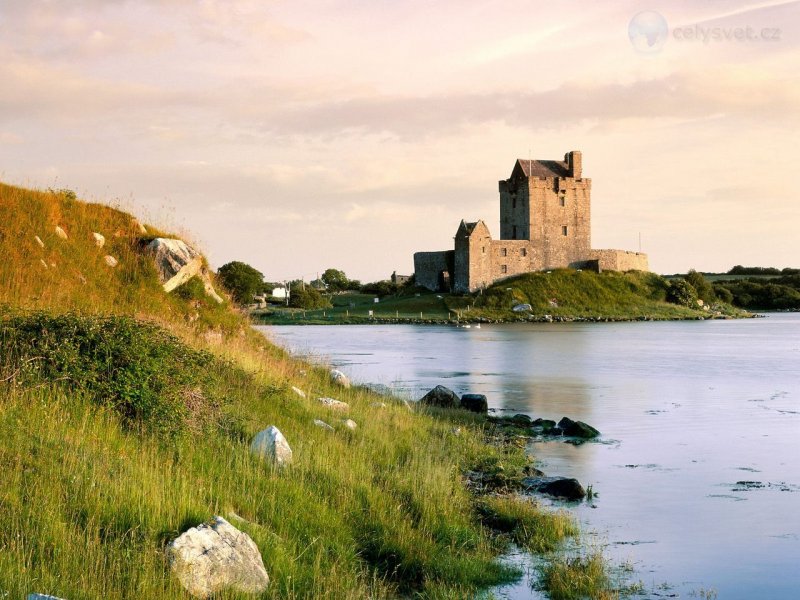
[413,151,648,293]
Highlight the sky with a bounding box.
[1,0,798,282]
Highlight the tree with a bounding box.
[321,268,350,293]
[685,269,716,304]
[666,278,698,307]
[288,282,331,309]
[217,261,265,305]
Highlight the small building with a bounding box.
[391,271,411,286]
[271,286,289,300]
[413,151,648,293]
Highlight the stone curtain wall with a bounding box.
[413,251,454,291]
[589,249,649,272]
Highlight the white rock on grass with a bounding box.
[250,426,292,466]
[167,516,269,598]
[370,402,387,409]
[313,419,334,431]
[145,238,223,303]
[330,369,351,388]
[104,255,118,268]
[28,595,65,600]
[34,235,45,248]
[92,232,105,247]
[290,386,306,398]
[342,419,357,431]
[318,397,349,411]
[55,226,68,240]
[40,259,48,269]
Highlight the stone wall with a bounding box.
[413,250,454,291]
[588,249,649,272]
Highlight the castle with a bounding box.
[413,151,648,293]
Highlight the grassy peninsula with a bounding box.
[254,269,746,325]
[0,183,618,599]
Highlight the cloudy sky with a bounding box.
[1,1,798,281]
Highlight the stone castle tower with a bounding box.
[414,151,648,293]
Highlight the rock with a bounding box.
[28,595,65,600]
[34,235,45,248]
[132,219,148,234]
[167,516,269,598]
[250,426,292,466]
[104,255,118,268]
[55,226,68,240]
[313,419,334,431]
[522,476,586,500]
[418,385,460,409]
[318,397,349,411]
[92,232,105,247]
[510,414,532,426]
[532,418,557,431]
[342,419,357,430]
[290,386,306,398]
[557,417,600,439]
[330,369,351,388]
[512,303,532,312]
[460,393,488,414]
[40,259,48,269]
[145,238,223,303]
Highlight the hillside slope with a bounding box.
[0,184,602,599]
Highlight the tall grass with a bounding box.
[0,182,615,598]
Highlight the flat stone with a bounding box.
[92,232,105,247]
[55,226,68,240]
[342,419,357,430]
[250,426,292,466]
[28,595,65,600]
[290,386,306,398]
[167,516,269,598]
[318,397,349,411]
[34,236,45,248]
[313,419,334,431]
[104,255,118,268]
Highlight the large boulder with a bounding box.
[557,417,600,439]
[419,385,460,409]
[145,238,223,303]
[167,516,269,598]
[460,393,488,414]
[250,426,292,466]
[522,476,586,500]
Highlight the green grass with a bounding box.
[474,269,739,320]
[541,552,618,600]
[0,182,620,598]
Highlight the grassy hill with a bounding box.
[0,184,612,599]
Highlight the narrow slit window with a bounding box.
[560,196,566,207]
[501,265,508,274]
[562,226,568,236]
[521,248,527,257]
[501,248,507,257]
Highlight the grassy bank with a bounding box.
[0,183,618,598]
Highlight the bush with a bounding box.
[685,269,716,304]
[288,284,331,309]
[666,278,698,307]
[0,312,224,436]
[217,261,265,305]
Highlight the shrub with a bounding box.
[685,269,716,304]
[666,278,698,307]
[0,312,224,436]
[288,284,331,309]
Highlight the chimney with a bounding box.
[566,150,582,179]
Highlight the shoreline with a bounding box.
[252,312,760,326]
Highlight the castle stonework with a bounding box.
[413,152,648,293]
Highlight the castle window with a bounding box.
[521,248,527,257]
[562,226,568,236]
[512,226,517,239]
[512,197,516,209]
[501,248,507,257]
[482,246,485,253]
[560,196,566,207]
[501,265,508,274]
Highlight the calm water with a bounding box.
[257,315,800,599]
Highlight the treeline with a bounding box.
[713,274,800,310]
[727,265,800,276]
